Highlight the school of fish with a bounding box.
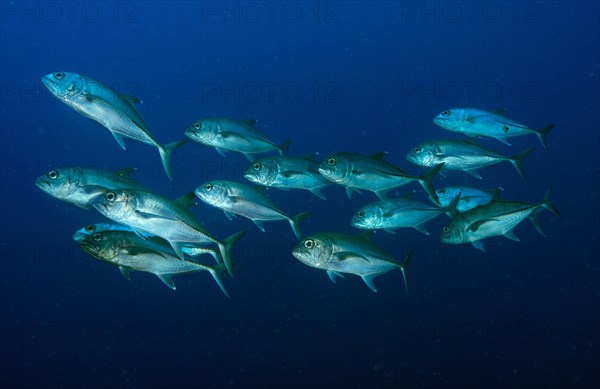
[37,71,560,296]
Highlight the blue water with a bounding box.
[1,1,599,388]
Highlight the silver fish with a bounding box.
[440,186,560,251]
[184,118,290,161]
[35,166,147,209]
[406,139,532,179]
[292,232,412,293]
[243,155,330,199]
[318,152,442,203]
[73,222,220,262]
[194,180,310,239]
[433,108,554,151]
[41,71,186,180]
[434,186,502,213]
[89,189,246,275]
[76,229,229,295]
[351,193,449,235]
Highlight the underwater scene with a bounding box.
[1,1,599,388]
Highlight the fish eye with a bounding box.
[437,188,446,194]
[47,170,59,179]
[357,210,365,218]
[443,226,450,233]
[92,233,101,242]
[253,162,261,171]
[327,158,336,166]
[205,183,212,191]
[304,239,314,249]
[54,72,64,80]
[414,147,421,154]
[105,192,116,202]
[442,110,450,117]
[84,225,95,232]
[193,122,201,130]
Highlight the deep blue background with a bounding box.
[1,1,599,388]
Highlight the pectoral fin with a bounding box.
[466,219,498,232]
[333,251,370,263]
[223,210,236,220]
[215,148,228,157]
[471,241,486,252]
[327,271,346,284]
[130,227,150,240]
[282,170,310,179]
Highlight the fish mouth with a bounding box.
[35,179,52,193]
[243,172,258,182]
[73,232,88,242]
[41,76,57,95]
[317,166,333,178]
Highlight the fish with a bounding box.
[73,222,220,262]
[41,71,187,180]
[184,118,290,161]
[440,185,560,252]
[76,228,229,296]
[406,139,533,179]
[243,154,331,199]
[434,186,503,213]
[292,232,412,294]
[351,192,451,235]
[433,108,554,151]
[89,189,246,275]
[317,152,443,203]
[35,166,147,209]
[194,180,310,239]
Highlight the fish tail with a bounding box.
[419,163,444,205]
[532,124,554,153]
[398,250,413,296]
[217,229,248,277]
[541,183,561,217]
[288,211,311,240]
[158,139,188,180]
[206,262,230,297]
[278,138,291,156]
[510,147,534,179]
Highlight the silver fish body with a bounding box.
[184,118,290,161]
[89,189,245,275]
[243,155,330,199]
[433,107,553,151]
[406,139,532,179]
[351,195,446,235]
[434,186,502,213]
[35,166,146,209]
[292,232,412,293]
[318,152,441,202]
[440,186,560,251]
[41,71,186,179]
[194,180,310,239]
[76,229,228,295]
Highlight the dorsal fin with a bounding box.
[357,230,374,240]
[490,108,506,115]
[175,192,196,208]
[302,153,319,162]
[242,119,258,126]
[402,190,416,200]
[116,167,137,178]
[122,94,142,104]
[370,152,387,160]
